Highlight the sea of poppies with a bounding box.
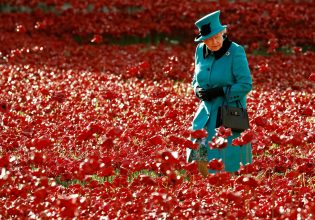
[0,0,315,219]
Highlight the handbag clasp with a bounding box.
[230,110,241,116]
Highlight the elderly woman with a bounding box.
[187,10,253,176]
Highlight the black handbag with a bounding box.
[216,87,250,132]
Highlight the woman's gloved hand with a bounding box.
[195,86,224,101]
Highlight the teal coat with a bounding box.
[189,38,253,173]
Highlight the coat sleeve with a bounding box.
[224,45,252,103]
[192,45,200,93]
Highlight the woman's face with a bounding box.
[203,31,224,51]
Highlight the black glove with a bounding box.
[196,86,224,101]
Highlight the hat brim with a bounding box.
[194,25,227,42]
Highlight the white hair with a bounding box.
[221,28,227,36]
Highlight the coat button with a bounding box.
[207,68,210,71]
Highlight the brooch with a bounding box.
[225,51,230,56]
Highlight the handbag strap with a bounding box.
[222,86,244,109]
[222,86,230,106]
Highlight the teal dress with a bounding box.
[187,37,253,173]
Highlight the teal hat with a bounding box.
[194,10,227,42]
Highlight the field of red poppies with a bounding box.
[0,0,315,219]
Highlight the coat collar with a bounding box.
[203,37,232,60]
